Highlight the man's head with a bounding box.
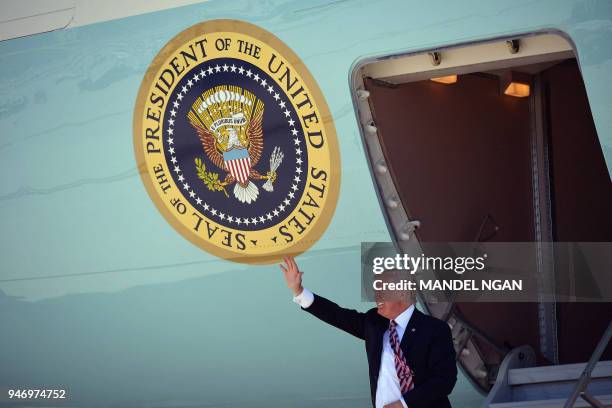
[374,269,415,320]
[376,300,412,320]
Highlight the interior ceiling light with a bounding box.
[430,75,458,84]
[500,71,531,98]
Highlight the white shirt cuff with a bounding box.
[292,287,314,308]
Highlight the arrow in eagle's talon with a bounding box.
[262,146,283,192]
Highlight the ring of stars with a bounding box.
[165,62,306,228]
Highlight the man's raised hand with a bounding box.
[280,256,304,296]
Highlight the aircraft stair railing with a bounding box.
[482,321,612,407]
[564,321,612,408]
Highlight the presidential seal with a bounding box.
[133,20,340,264]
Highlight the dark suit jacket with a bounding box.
[303,293,457,408]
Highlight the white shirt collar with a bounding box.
[392,303,415,330]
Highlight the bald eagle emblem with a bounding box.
[188,85,283,204]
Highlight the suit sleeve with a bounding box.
[402,321,457,407]
[301,293,366,340]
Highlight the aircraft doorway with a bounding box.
[352,33,612,393]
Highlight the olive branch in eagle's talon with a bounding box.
[195,157,229,197]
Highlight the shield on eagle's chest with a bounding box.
[223,148,252,185]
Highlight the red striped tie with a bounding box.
[389,320,415,393]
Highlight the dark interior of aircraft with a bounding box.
[364,58,612,371]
